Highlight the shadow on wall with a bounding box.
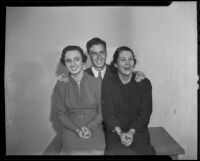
[50,62,68,133]
[45,62,68,154]
[55,62,68,77]
[7,61,48,154]
[49,91,63,134]
[45,89,63,154]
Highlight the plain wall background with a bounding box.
[5,2,197,159]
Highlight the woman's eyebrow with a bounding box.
[74,56,81,59]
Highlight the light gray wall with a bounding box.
[5,2,197,159]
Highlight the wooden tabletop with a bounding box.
[149,127,185,155]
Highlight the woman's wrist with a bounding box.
[128,128,136,135]
[76,128,81,134]
[113,126,122,135]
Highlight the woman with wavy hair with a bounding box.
[101,46,155,155]
[53,45,105,155]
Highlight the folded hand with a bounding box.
[79,126,92,139]
[120,132,133,147]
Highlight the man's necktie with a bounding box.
[98,71,103,80]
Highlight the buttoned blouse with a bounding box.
[53,71,102,131]
[91,65,107,79]
[101,72,152,133]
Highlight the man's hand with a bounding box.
[134,71,146,82]
[57,73,69,83]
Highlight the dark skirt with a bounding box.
[105,129,155,155]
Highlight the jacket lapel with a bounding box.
[85,67,94,77]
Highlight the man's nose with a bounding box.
[96,53,101,59]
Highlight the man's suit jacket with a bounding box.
[85,64,115,81]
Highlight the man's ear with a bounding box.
[114,63,117,68]
[105,51,108,58]
[83,63,87,70]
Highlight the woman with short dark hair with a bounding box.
[101,46,155,155]
[53,45,105,155]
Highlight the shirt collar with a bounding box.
[91,65,107,79]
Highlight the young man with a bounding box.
[85,37,145,82]
[43,38,146,155]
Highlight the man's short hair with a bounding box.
[86,37,107,53]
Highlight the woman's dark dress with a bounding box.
[101,72,155,155]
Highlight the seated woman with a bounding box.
[101,46,155,155]
[52,45,105,155]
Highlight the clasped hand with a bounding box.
[119,132,133,147]
[77,126,92,139]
